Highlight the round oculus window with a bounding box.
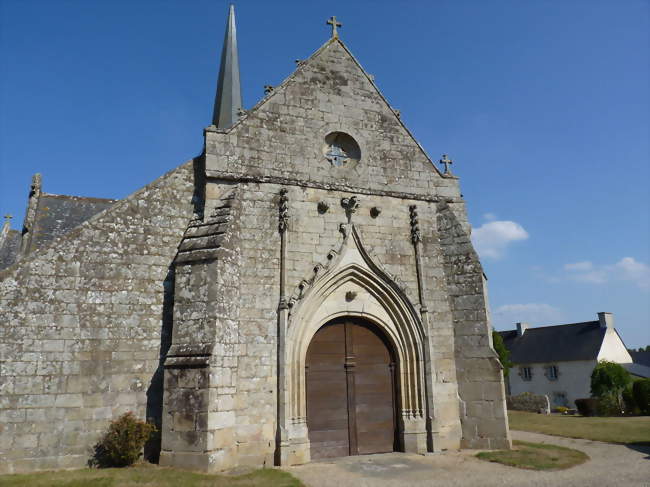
[324,132,361,167]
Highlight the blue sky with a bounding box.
[1,1,648,347]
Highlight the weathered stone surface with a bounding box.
[0,36,509,474]
[0,160,197,474]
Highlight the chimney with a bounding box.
[598,312,614,330]
[516,322,529,336]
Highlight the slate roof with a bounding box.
[623,362,650,379]
[28,193,117,252]
[0,229,22,270]
[630,351,650,367]
[498,321,607,363]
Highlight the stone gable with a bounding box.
[205,39,459,200]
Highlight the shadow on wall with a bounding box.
[144,267,175,463]
[143,154,204,462]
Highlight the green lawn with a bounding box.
[0,464,303,487]
[508,410,650,444]
[477,440,589,471]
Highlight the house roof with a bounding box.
[28,193,117,252]
[623,362,650,379]
[630,350,650,367]
[498,321,606,363]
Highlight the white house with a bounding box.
[498,312,639,408]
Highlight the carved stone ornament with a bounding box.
[370,206,381,218]
[345,290,357,302]
[278,189,289,233]
[409,205,421,244]
[317,201,330,214]
[341,195,360,222]
[287,225,409,312]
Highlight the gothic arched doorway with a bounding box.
[305,317,398,459]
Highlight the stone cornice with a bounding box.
[205,171,463,204]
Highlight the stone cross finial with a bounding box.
[439,154,453,174]
[327,16,342,38]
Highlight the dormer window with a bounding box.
[546,365,559,381]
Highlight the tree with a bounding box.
[492,330,513,378]
[590,360,631,412]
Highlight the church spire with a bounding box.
[212,4,242,129]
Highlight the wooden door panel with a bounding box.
[352,323,395,455]
[306,322,349,460]
[306,319,396,459]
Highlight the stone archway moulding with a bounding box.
[279,224,428,463]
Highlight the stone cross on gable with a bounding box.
[439,154,453,174]
[327,16,342,38]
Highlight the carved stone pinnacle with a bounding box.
[278,189,289,233]
[409,205,421,244]
[341,195,360,223]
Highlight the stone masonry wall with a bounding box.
[437,202,511,449]
[164,36,474,469]
[0,160,196,474]
[164,177,465,470]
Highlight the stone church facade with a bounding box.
[0,9,510,474]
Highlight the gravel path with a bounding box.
[285,431,650,487]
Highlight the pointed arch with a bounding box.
[282,225,427,458]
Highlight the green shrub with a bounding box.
[590,361,631,400]
[596,393,622,416]
[622,385,638,415]
[92,412,157,468]
[633,379,650,415]
[574,398,599,417]
[492,330,513,377]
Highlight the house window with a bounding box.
[546,365,559,381]
[520,366,532,381]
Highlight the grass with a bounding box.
[0,464,304,487]
[476,440,589,471]
[508,410,650,444]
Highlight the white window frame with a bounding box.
[520,366,533,381]
[546,365,559,381]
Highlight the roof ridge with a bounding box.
[507,320,599,332]
[41,192,119,202]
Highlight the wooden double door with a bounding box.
[306,318,397,459]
